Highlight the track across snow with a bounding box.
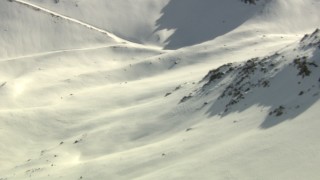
[12,0,140,46]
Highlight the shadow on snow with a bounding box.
[154,0,264,49]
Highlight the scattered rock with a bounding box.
[179,95,192,103]
[261,80,270,87]
[0,82,6,88]
[269,106,285,117]
[175,85,182,91]
[293,56,316,78]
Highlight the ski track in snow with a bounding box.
[0,44,163,62]
[0,45,118,62]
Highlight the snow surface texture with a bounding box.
[1,0,320,179]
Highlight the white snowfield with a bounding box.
[1,0,320,179]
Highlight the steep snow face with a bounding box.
[0,0,117,59]
[23,0,170,46]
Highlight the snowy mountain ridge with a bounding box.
[180,28,320,128]
[1,0,320,179]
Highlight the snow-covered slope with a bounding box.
[19,0,267,48]
[182,29,320,129]
[20,0,320,49]
[1,0,320,179]
[22,0,170,47]
[0,0,118,59]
